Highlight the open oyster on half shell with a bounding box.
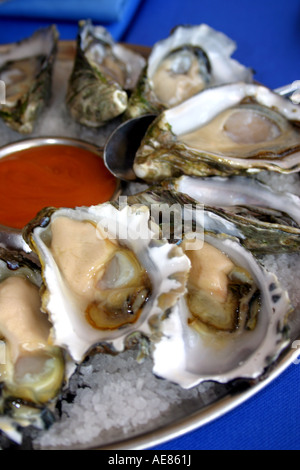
[0,25,58,134]
[0,249,66,442]
[23,203,190,363]
[133,82,300,181]
[125,24,253,119]
[66,20,146,127]
[152,232,292,388]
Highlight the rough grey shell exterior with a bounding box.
[0,26,58,134]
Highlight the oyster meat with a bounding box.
[0,25,58,134]
[66,20,146,127]
[133,82,300,181]
[23,203,190,363]
[126,24,253,119]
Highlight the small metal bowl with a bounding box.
[0,136,121,251]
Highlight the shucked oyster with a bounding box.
[23,203,190,363]
[0,249,65,442]
[125,24,252,119]
[133,82,300,181]
[0,25,58,134]
[66,20,146,127]
[152,232,292,388]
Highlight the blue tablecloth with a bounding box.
[0,0,299,451]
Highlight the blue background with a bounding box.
[0,0,299,451]
[0,0,299,90]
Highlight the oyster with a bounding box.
[163,176,300,253]
[23,203,190,363]
[133,82,300,181]
[66,20,146,127]
[168,176,300,224]
[0,25,58,134]
[0,249,65,441]
[125,24,252,119]
[127,186,300,254]
[152,232,292,388]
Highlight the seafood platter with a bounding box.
[0,21,299,450]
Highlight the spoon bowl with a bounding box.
[103,114,156,182]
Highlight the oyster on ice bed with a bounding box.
[133,82,300,181]
[152,232,292,388]
[23,203,190,363]
[0,249,65,441]
[66,20,146,127]
[0,25,58,134]
[126,24,252,119]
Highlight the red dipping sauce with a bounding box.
[0,142,118,229]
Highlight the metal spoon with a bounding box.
[103,114,156,182]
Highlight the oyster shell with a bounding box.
[23,203,190,363]
[0,25,58,134]
[125,24,253,119]
[133,82,300,181]
[66,20,146,127]
[0,249,65,441]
